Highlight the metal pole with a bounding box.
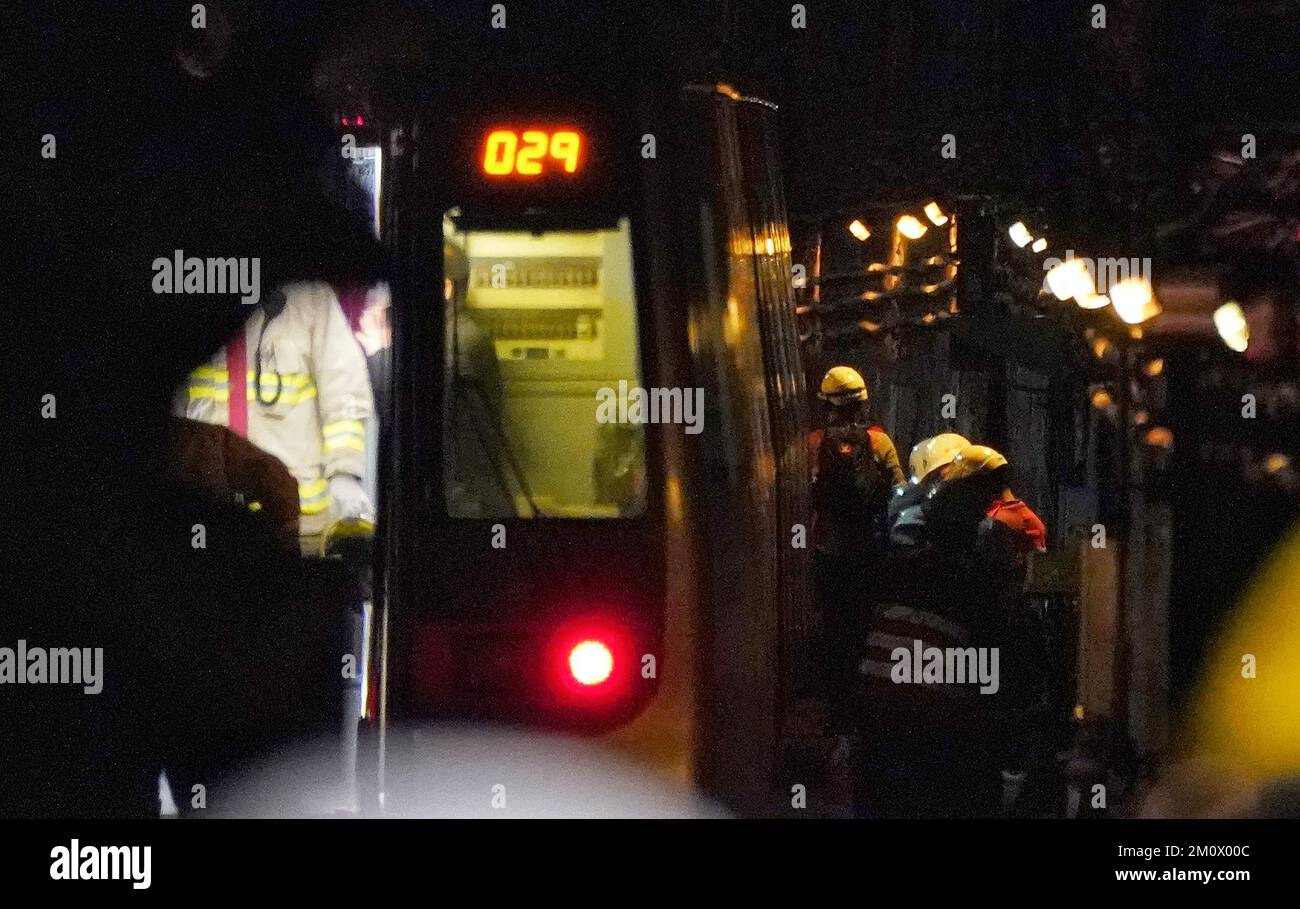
[1113,337,1132,740]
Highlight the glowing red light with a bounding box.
[567,640,614,686]
[341,118,350,126]
[356,115,365,126]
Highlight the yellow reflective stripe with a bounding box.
[322,418,365,453]
[287,386,318,404]
[299,478,331,515]
[188,387,230,401]
[323,436,365,453]
[188,385,317,404]
[193,366,229,381]
[322,419,365,437]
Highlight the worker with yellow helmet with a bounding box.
[807,365,906,773]
[888,432,970,545]
[809,365,907,543]
[855,442,1048,816]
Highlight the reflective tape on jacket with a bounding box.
[299,477,331,515]
[187,371,318,405]
[321,418,366,453]
[859,601,976,703]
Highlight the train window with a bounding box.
[442,215,647,518]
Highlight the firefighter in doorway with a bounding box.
[181,282,375,553]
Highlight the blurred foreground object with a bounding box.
[1141,523,1300,817]
[212,725,727,819]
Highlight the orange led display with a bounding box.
[482,129,582,176]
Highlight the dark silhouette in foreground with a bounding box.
[6,2,385,817]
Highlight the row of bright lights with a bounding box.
[1009,221,1048,253]
[1014,220,1249,351]
[847,214,1248,351]
[847,201,950,244]
[1016,220,1163,326]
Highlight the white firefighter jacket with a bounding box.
[182,282,374,534]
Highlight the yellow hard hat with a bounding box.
[819,366,868,404]
[908,432,971,484]
[946,444,1009,480]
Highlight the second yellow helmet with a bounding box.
[946,444,1009,480]
[819,365,868,405]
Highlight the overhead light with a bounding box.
[1090,388,1114,409]
[1213,301,1249,352]
[1091,337,1111,358]
[1031,237,1048,253]
[923,202,949,226]
[1110,277,1161,324]
[1045,258,1094,301]
[848,219,871,241]
[897,214,928,239]
[1144,426,1174,449]
[1008,222,1033,248]
[1265,453,1290,474]
[1076,292,1110,310]
[1143,358,1164,377]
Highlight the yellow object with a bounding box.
[1189,522,1300,782]
[907,432,970,484]
[322,516,376,558]
[946,444,1008,479]
[819,365,868,404]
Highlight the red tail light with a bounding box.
[568,640,614,686]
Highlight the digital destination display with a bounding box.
[481,128,583,177]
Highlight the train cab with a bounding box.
[316,18,817,815]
